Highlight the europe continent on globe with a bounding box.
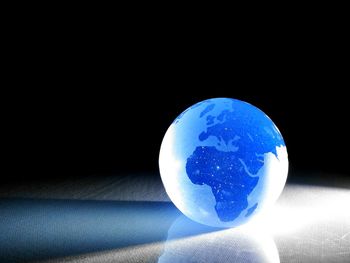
[159,98,288,228]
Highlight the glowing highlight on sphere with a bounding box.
[159,98,288,227]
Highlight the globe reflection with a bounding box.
[158,215,280,263]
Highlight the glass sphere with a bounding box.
[159,98,288,228]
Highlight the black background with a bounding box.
[6,74,348,182]
[3,22,349,183]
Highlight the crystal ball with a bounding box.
[159,98,288,228]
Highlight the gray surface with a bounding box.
[0,174,349,263]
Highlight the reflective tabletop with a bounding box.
[0,173,349,263]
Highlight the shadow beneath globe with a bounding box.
[0,198,222,262]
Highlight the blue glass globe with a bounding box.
[159,98,288,228]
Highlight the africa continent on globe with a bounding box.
[159,98,288,228]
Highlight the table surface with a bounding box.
[0,173,349,263]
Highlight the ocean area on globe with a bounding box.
[159,98,288,228]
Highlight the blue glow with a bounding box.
[0,198,215,262]
[159,98,289,227]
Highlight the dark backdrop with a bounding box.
[5,76,348,182]
[3,29,349,183]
